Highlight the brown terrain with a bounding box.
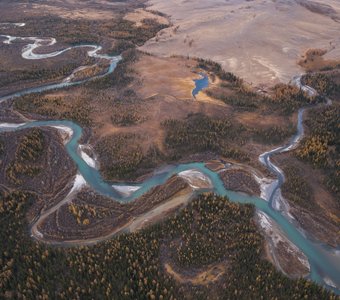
[0,0,339,290]
[141,0,340,88]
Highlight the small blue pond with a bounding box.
[192,73,209,98]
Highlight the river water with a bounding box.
[0,24,339,294]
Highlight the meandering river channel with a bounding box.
[0,24,339,293]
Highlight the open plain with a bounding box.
[142,0,340,87]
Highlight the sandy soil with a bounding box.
[141,0,340,87]
[257,211,310,278]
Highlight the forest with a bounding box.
[0,63,80,89]
[5,128,44,185]
[162,113,250,162]
[0,191,337,299]
[296,104,340,204]
[95,133,145,180]
[281,165,314,209]
[95,131,165,181]
[270,83,318,114]
[302,73,338,95]
[162,112,296,161]
[252,125,295,145]
[14,94,92,127]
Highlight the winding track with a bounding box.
[0,23,340,293]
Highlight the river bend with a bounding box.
[0,23,339,293]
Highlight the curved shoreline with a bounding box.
[0,28,122,103]
[0,24,339,293]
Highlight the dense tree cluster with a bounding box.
[0,64,79,89]
[96,131,165,180]
[296,105,340,203]
[297,135,329,166]
[5,129,44,185]
[271,83,318,114]
[206,89,265,111]
[14,94,92,126]
[162,113,249,161]
[302,73,338,95]
[0,192,337,299]
[282,166,314,208]
[253,125,295,145]
[161,111,300,161]
[95,133,144,180]
[166,194,260,268]
[196,59,243,86]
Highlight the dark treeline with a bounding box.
[253,125,296,145]
[282,165,314,209]
[0,64,79,88]
[206,89,263,111]
[196,58,242,86]
[0,192,337,299]
[5,128,44,185]
[271,83,319,114]
[95,131,165,181]
[162,112,296,159]
[98,110,298,181]
[14,94,92,127]
[197,59,319,114]
[296,105,340,204]
[95,133,144,180]
[302,73,338,95]
[162,113,250,162]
